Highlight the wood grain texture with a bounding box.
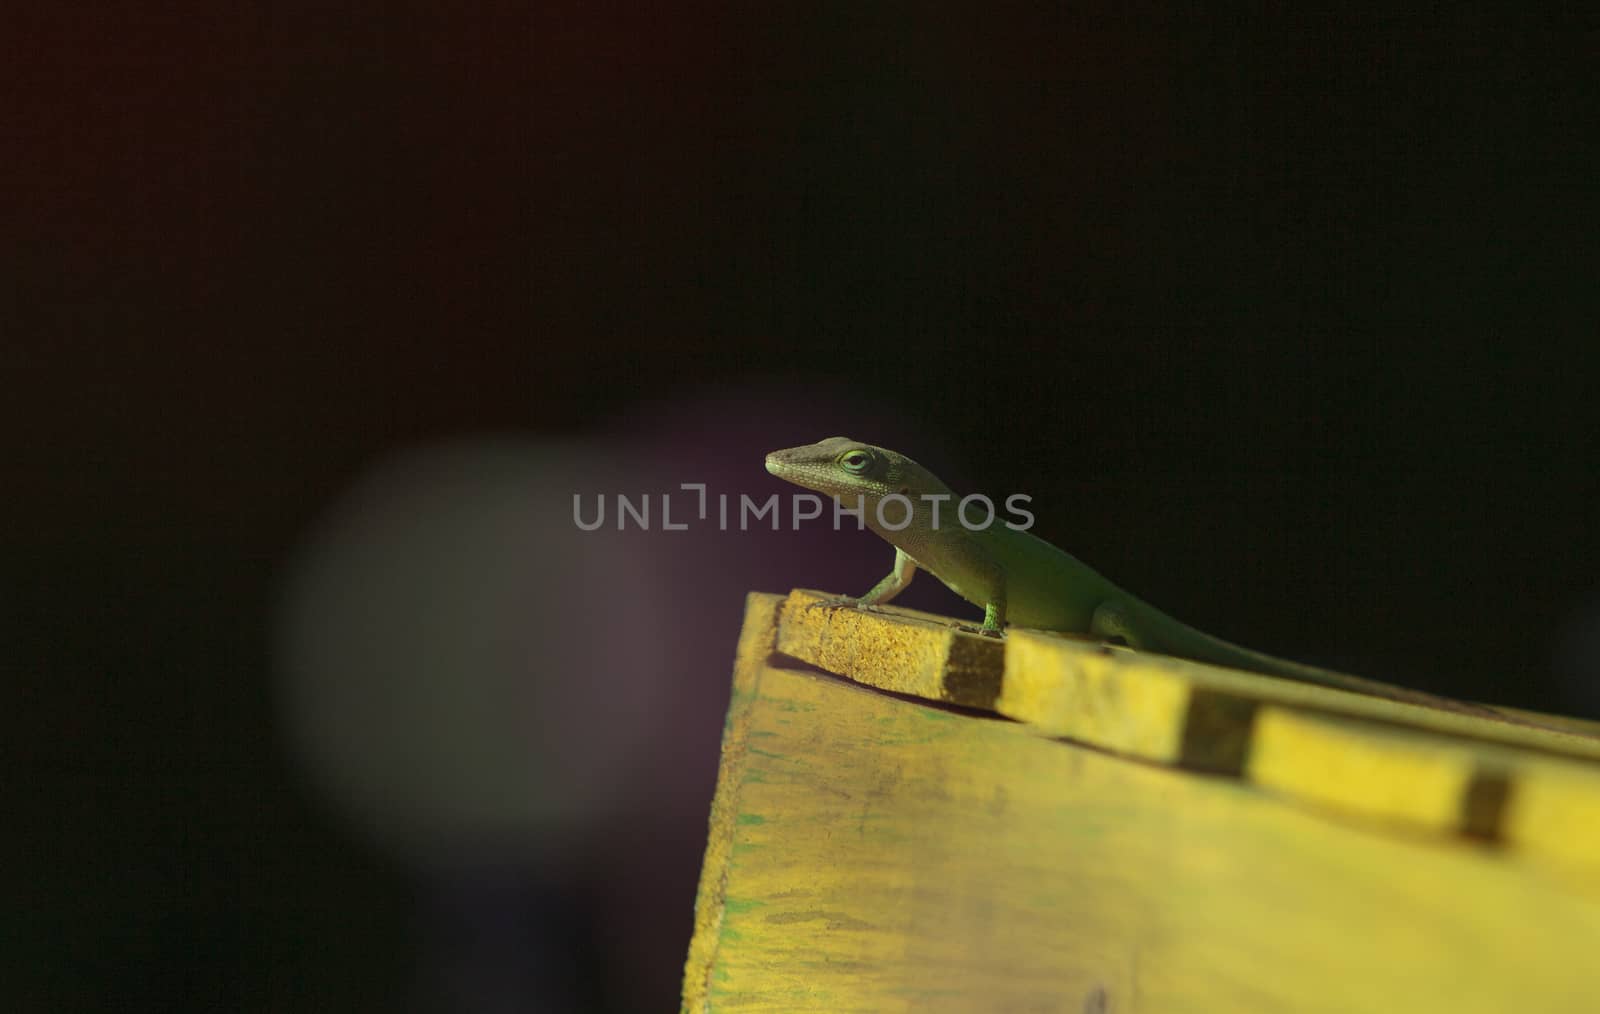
[684,592,1600,1011]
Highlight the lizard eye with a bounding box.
[839,450,873,474]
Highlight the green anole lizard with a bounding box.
[766,436,1500,711]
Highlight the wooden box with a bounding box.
[683,591,1600,1013]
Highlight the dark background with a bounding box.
[10,3,1598,1011]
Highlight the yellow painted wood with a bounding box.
[1247,705,1485,836]
[780,589,1600,760]
[1250,706,1600,888]
[1000,627,1600,852]
[774,589,1004,708]
[998,629,1197,765]
[1507,756,1600,880]
[771,589,1600,853]
[999,627,1600,763]
[684,597,1600,1012]
[682,592,781,1012]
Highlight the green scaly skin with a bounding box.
[765,436,1500,711]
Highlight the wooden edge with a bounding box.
[681,592,784,1014]
[769,590,1600,870]
[1249,706,1497,838]
[777,590,1600,762]
[1002,630,1600,764]
[997,631,1196,764]
[1497,704,1600,740]
[773,588,1005,709]
[756,590,1600,876]
[1251,705,1600,884]
[1000,630,1600,869]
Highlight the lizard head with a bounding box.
[765,437,945,503]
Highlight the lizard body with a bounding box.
[765,436,1469,702]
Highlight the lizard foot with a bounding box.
[955,622,1006,639]
[806,597,880,614]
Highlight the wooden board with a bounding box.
[683,593,1600,1012]
[772,588,1600,860]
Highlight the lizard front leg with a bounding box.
[810,547,918,613]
